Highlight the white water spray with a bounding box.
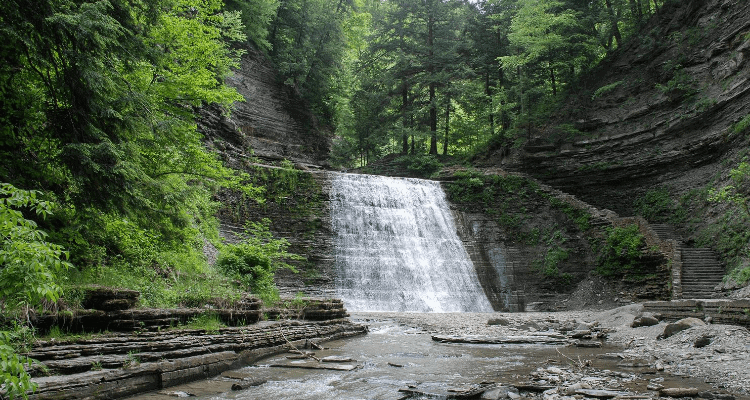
[331,173,493,312]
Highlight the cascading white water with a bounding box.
[331,173,493,313]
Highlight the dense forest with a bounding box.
[1,0,747,397]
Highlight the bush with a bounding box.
[634,187,684,223]
[1,183,73,399]
[591,80,623,100]
[216,219,300,304]
[395,154,443,177]
[597,224,645,276]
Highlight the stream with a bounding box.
[127,313,732,400]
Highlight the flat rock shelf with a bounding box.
[26,319,367,400]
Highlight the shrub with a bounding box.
[591,80,623,100]
[216,219,300,304]
[597,224,645,276]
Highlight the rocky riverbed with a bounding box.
[366,303,750,399]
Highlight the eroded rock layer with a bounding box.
[497,0,750,216]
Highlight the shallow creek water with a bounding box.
[128,314,737,400]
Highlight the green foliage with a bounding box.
[591,81,624,100]
[183,312,226,334]
[634,187,685,223]
[732,114,750,135]
[709,161,750,216]
[597,224,645,276]
[216,219,301,304]
[656,67,697,101]
[549,197,591,231]
[0,331,37,399]
[224,0,279,51]
[395,155,444,178]
[1,183,71,314]
[533,246,572,282]
[122,351,140,369]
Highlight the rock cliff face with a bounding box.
[490,0,750,217]
[199,47,331,168]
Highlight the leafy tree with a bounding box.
[0,0,260,282]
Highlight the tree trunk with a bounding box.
[428,13,438,155]
[549,65,556,96]
[402,79,409,154]
[605,0,623,48]
[486,71,494,135]
[429,82,437,154]
[443,98,450,155]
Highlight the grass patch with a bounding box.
[182,312,225,334]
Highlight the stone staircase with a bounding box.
[650,224,725,299]
[680,248,726,298]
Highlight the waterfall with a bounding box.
[331,173,493,313]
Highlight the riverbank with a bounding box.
[364,303,750,397]
[25,318,367,400]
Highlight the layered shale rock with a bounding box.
[26,318,367,400]
[490,0,750,218]
[198,47,331,169]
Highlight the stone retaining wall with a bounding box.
[643,299,750,327]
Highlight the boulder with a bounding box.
[631,315,659,328]
[660,317,706,338]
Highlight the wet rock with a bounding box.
[698,391,735,400]
[157,391,195,397]
[574,388,630,398]
[661,317,706,339]
[270,362,357,371]
[231,377,267,390]
[487,318,510,326]
[572,340,602,348]
[659,387,700,397]
[481,385,516,400]
[570,330,592,338]
[320,355,355,363]
[562,382,592,395]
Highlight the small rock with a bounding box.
[488,318,510,326]
[661,317,706,339]
[694,335,712,348]
[157,391,196,398]
[387,362,403,367]
[546,366,564,375]
[570,330,592,338]
[647,383,664,391]
[508,392,521,400]
[481,386,513,400]
[231,378,268,390]
[563,382,592,395]
[659,387,700,397]
[574,389,628,398]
